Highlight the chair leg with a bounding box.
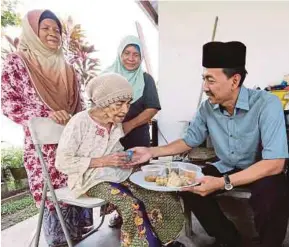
[34,145,74,246]
[34,182,48,247]
[28,229,36,247]
[83,214,106,239]
[83,205,107,239]
[184,206,193,239]
[95,213,106,231]
[48,188,74,247]
[180,196,193,239]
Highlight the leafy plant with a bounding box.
[1,0,21,28]
[1,147,24,169]
[1,194,38,230]
[1,195,35,215]
[62,16,100,89]
[1,35,19,60]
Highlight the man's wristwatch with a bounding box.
[223,174,233,191]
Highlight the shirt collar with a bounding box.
[212,86,249,111]
[235,86,250,111]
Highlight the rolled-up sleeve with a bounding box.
[260,95,289,159]
[183,103,208,147]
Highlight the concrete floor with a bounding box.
[1,208,121,247]
[1,197,289,247]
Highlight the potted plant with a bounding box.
[1,147,27,180]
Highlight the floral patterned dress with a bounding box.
[1,53,93,246]
[87,181,185,247]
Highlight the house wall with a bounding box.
[157,1,289,144]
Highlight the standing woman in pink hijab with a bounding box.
[1,9,93,246]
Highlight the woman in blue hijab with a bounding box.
[104,35,161,150]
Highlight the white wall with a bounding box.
[157,1,289,144]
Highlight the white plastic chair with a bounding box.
[28,117,107,247]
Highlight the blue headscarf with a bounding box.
[103,35,145,103]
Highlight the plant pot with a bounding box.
[10,167,27,180]
[1,168,10,182]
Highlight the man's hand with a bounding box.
[182,176,224,196]
[49,110,71,125]
[121,147,153,168]
[122,121,135,135]
[131,147,153,164]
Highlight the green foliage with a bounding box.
[1,147,24,169]
[1,195,35,215]
[1,0,21,60]
[1,0,21,27]
[62,16,100,88]
[1,194,38,230]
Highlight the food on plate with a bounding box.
[142,163,198,188]
[144,175,157,182]
[183,171,196,180]
[156,171,196,187]
[155,176,168,186]
[167,171,184,187]
[142,165,164,182]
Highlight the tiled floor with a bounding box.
[1,197,289,247]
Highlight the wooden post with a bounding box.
[135,21,153,76]
[211,16,219,42]
[197,16,219,107]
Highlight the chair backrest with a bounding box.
[28,117,65,145]
[28,118,66,194]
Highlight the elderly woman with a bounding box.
[55,73,185,247]
[1,9,92,246]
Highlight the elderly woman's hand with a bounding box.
[49,110,71,125]
[90,152,129,168]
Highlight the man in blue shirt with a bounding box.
[129,41,289,247]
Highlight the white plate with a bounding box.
[129,167,204,192]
